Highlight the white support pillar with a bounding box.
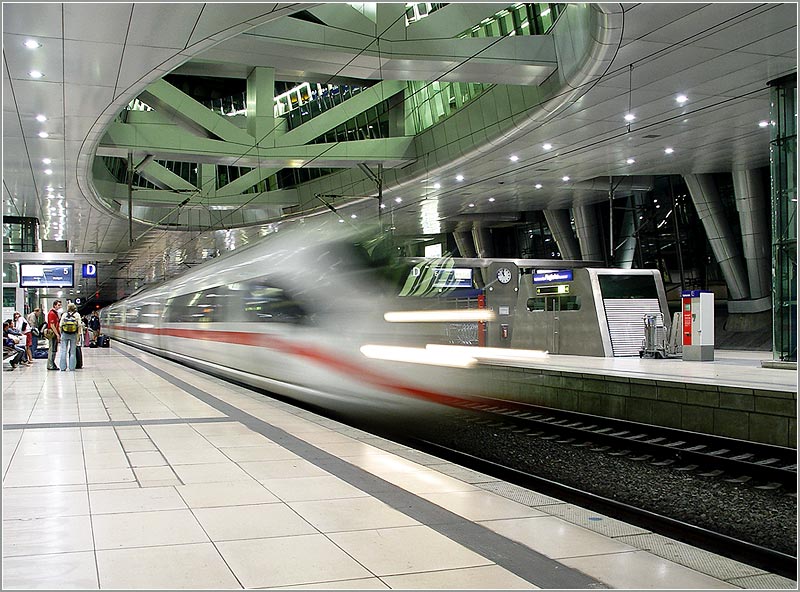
[247,66,276,143]
[543,209,581,261]
[683,173,750,301]
[572,204,605,263]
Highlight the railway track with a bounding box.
[450,395,797,493]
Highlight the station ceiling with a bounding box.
[3,2,797,302]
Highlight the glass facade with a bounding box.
[2,216,38,252]
[768,74,797,362]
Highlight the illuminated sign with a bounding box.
[433,268,473,288]
[19,264,74,288]
[82,263,97,278]
[533,270,573,284]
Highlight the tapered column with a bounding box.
[247,66,276,142]
[616,197,637,269]
[572,204,604,263]
[683,173,749,300]
[453,230,477,258]
[732,168,771,300]
[544,209,581,261]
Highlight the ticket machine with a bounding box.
[681,290,714,361]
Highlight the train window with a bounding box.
[166,286,234,323]
[599,275,658,299]
[561,295,581,311]
[526,295,581,312]
[241,280,308,324]
[526,297,546,312]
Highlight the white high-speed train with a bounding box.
[102,225,500,415]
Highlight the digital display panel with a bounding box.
[433,267,473,288]
[19,263,74,288]
[533,270,573,283]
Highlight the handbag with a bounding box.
[43,327,55,340]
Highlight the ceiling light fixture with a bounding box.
[456,174,464,181]
[509,155,519,162]
[38,131,49,138]
[350,214,357,219]
[394,197,402,203]
[28,70,44,79]
[468,203,475,208]
[24,39,41,49]
[626,158,635,164]
[758,120,769,128]
[676,94,688,104]
[664,148,674,154]
[542,143,552,150]
[35,114,47,122]
[488,198,495,202]
[433,183,441,189]
[562,176,570,182]
[44,169,52,175]
[624,113,636,122]
[42,158,51,165]
[534,183,542,189]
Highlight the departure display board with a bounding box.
[19,263,74,288]
[433,267,473,288]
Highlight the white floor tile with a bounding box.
[328,525,493,576]
[240,459,331,481]
[96,543,240,589]
[217,534,372,588]
[219,445,300,462]
[172,462,253,484]
[86,468,136,484]
[378,469,480,495]
[126,451,167,467]
[420,490,546,521]
[2,515,94,557]
[176,480,279,508]
[259,475,370,502]
[194,503,317,541]
[2,487,89,520]
[90,486,187,514]
[290,496,419,533]
[92,509,209,550]
[2,551,98,590]
[381,564,538,589]
[160,447,230,465]
[264,577,388,589]
[3,469,87,488]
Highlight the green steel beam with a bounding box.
[138,160,198,191]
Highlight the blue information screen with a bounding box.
[19,263,74,288]
[533,270,573,284]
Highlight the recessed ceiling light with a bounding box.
[534,183,542,189]
[380,203,386,209]
[350,214,357,219]
[456,174,464,181]
[24,39,41,49]
[338,219,344,223]
[394,197,402,203]
[38,131,49,138]
[542,143,552,150]
[676,94,688,104]
[433,183,441,189]
[28,70,44,79]
[624,113,636,122]
[758,120,769,128]
[35,114,47,123]
[44,169,52,175]
[468,203,475,208]
[509,155,519,162]
[664,148,674,154]
[626,158,635,164]
[562,176,570,182]
[488,198,495,202]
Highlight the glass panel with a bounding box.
[598,275,659,299]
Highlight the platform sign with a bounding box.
[82,263,97,278]
[533,270,572,284]
[19,263,74,288]
[433,267,473,288]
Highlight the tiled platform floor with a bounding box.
[2,344,796,589]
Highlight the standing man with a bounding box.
[46,299,62,370]
[87,310,101,346]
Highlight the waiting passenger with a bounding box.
[87,310,101,346]
[58,303,81,372]
[45,300,62,370]
[4,320,29,367]
[13,311,33,364]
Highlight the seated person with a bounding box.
[3,321,27,368]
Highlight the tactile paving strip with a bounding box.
[544,504,650,537]
[480,481,567,506]
[392,448,449,465]
[616,533,768,581]
[429,463,501,484]
[728,573,798,589]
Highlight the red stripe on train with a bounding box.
[109,325,467,407]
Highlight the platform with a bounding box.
[2,345,795,589]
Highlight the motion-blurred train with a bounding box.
[101,224,498,416]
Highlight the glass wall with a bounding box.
[768,74,797,362]
[2,216,38,252]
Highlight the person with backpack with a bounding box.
[58,302,82,372]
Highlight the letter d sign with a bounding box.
[82,263,97,278]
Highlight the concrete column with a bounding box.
[572,204,605,263]
[246,66,276,142]
[452,230,477,258]
[732,168,771,301]
[471,226,493,259]
[199,164,216,199]
[616,197,637,269]
[543,209,580,261]
[683,173,750,300]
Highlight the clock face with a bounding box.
[496,267,512,284]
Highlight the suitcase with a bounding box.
[75,346,83,369]
[98,335,110,348]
